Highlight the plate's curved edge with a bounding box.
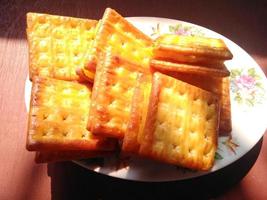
[73,159,211,182]
[24,16,267,182]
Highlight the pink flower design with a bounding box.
[235,75,256,90]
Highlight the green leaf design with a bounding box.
[230,69,242,77]
[230,66,266,106]
[256,82,264,89]
[151,23,161,37]
[248,68,256,76]
[234,94,242,103]
[246,98,254,106]
[215,152,223,160]
[169,26,175,32]
[222,137,239,154]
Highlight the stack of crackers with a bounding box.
[26,8,233,170]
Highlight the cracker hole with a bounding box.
[42,114,48,120]
[204,134,209,141]
[81,116,86,122]
[109,99,115,105]
[204,152,210,157]
[193,96,199,101]
[70,21,78,28]
[82,133,87,138]
[190,131,195,135]
[188,148,193,154]
[63,131,69,137]
[179,90,185,96]
[42,130,48,136]
[62,115,68,121]
[158,120,165,126]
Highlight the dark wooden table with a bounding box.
[0,0,267,199]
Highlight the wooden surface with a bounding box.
[0,0,267,199]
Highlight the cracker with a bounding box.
[154,34,233,65]
[26,12,98,81]
[219,77,232,133]
[27,77,115,151]
[150,59,230,77]
[35,151,109,163]
[139,72,219,170]
[161,72,232,134]
[89,53,148,138]
[122,74,152,154]
[84,8,153,80]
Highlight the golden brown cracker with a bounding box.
[89,52,148,138]
[27,12,97,81]
[27,77,115,151]
[161,72,232,134]
[154,34,233,65]
[83,8,153,80]
[150,59,230,77]
[139,72,219,170]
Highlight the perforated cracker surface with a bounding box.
[27,77,114,151]
[158,72,232,134]
[89,53,147,138]
[27,12,97,80]
[84,8,153,79]
[139,72,219,170]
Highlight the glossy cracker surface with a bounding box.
[153,34,233,65]
[89,54,148,138]
[27,12,97,81]
[84,8,153,81]
[27,77,114,151]
[157,72,232,134]
[150,59,230,77]
[139,73,219,170]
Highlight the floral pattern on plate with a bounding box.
[151,23,207,37]
[230,67,266,106]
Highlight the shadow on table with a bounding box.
[47,137,263,200]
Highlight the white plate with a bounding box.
[25,17,267,182]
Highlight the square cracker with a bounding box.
[35,151,110,163]
[161,72,232,134]
[153,34,233,65]
[27,77,115,151]
[139,72,219,170]
[89,52,148,139]
[84,8,153,80]
[27,12,98,81]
